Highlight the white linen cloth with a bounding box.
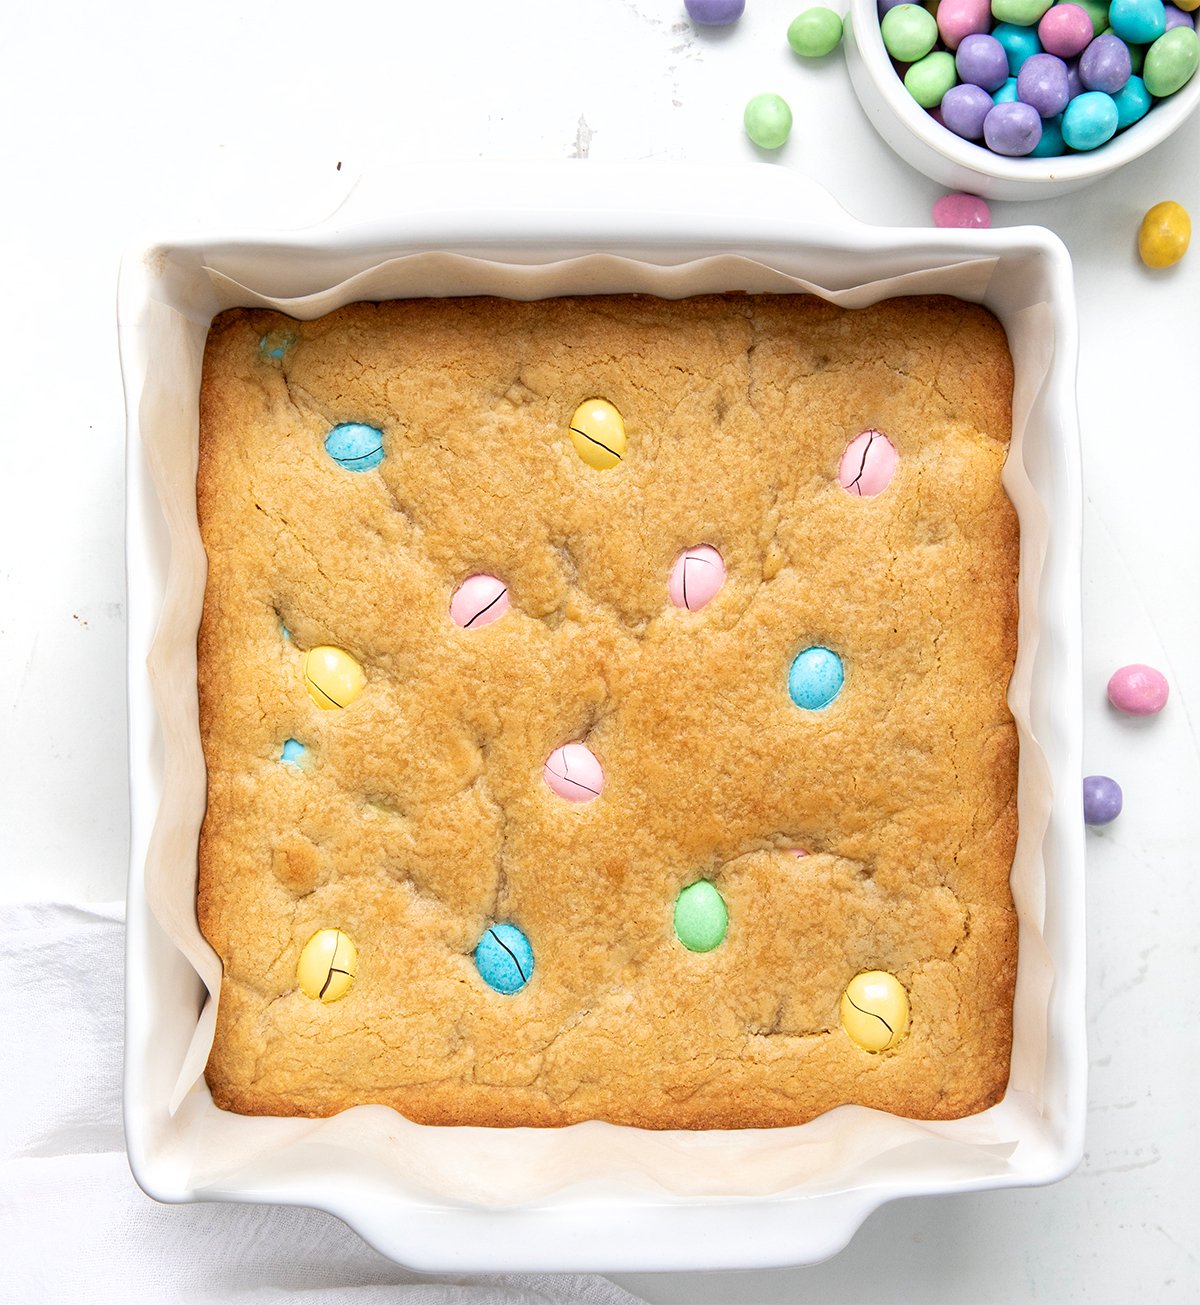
[0,902,646,1304]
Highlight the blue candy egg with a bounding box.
[258,329,296,359]
[1062,90,1120,149]
[1109,0,1167,44]
[993,75,1020,104]
[474,923,534,995]
[1112,74,1153,127]
[1030,112,1066,155]
[992,23,1042,75]
[280,738,308,767]
[788,646,845,710]
[325,422,385,472]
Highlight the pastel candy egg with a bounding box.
[1109,0,1167,41]
[1107,662,1170,713]
[324,422,384,472]
[673,880,729,952]
[839,429,899,495]
[788,646,845,710]
[882,4,940,60]
[685,0,745,23]
[1112,74,1153,124]
[668,544,726,611]
[933,191,993,227]
[984,99,1044,151]
[304,645,366,710]
[1083,774,1123,824]
[1075,0,1114,33]
[543,742,605,802]
[905,51,959,106]
[1104,27,1147,72]
[1143,26,1200,93]
[789,847,809,858]
[993,74,1021,100]
[991,0,1055,26]
[1138,200,1191,266]
[1080,31,1132,89]
[259,329,296,359]
[450,574,510,629]
[1061,88,1119,147]
[788,8,845,56]
[744,93,794,148]
[1029,110,1067,151]
[938,0,994,49]
[296,928,357,1002]
[475,923,534,994]
[1018,51,1072,112]
[569,398,626,469]
[280,738,308,767]
[841,971,910,1052]
[993,21,1044,71]
[1164,3,1197,29]
[1039,2,1099,52]
[957,32,1012,88]
[942,82,997,135]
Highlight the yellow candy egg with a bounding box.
[840,970,910,1052]
[303,645,365,710]
[569,398,626,470]
[1138,201,1191,269]
[296,928,358,1002]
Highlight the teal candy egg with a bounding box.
[324,422,385,472]
[1112,74,1153,125]
[1062,89,1119,147]
[1108,0,1167,43]
[475,923,534,995]
[1030,112,1066,153]
[992,21,1043,73]
[788,646,845,710]
[280,738,308,767]
[993,74,1021,100]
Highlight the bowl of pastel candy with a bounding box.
[844,0,1200,197]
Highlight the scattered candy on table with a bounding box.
[838,429,899,495]
[450,574,510,629]
[325,422,385,472]
[668,544,727,611]
[932,191,993,226]
[1139,199,1192,265]
[1083,774,1123,824]
[304,645,366,710]
[1107,663,1170,714]
[569,398,626,469]
[788,7,845,56]
[674,880,729,952]
[878,0,1200,157]
[685,0,745,24]
[743,92,794,148]
[543,742,606,803]
[841,971,910,1051]
[475,923,534,994]
[296,928,357,1002]
[788,646,845,710]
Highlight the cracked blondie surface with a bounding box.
[197,294,1018,1128]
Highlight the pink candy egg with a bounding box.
[932,191,992,229]
[450,574,510,629]
[789,847,808,858]
[668,544,726,611]
[1038,3,1095,57]
[543,742,605,803]
[1107,663,1169,716]
[838,430,899,497]
[937,0,992,50]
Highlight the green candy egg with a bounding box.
[904,50,959,107]
[674,880,729,953]
[990,0,1054,26]
[788,7,844,57]
[881,4,939,61]
[743,92,793,149]
[1143,27,1200,96]
[1076,0,1112,36]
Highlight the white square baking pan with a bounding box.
[120,162,1085,1272]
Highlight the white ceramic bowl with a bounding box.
[120,162,1086,1272]
[845,0,1200,200]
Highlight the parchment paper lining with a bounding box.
[140,251,1058,1207]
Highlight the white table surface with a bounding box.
[2,1,1197,1300]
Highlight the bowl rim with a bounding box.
[847,0,1200,184]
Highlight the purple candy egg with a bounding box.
[1066,56,1084,98]
[684,0,745,24]
[1083,774,1123,825]
[1163,2,1195,29]
[984,99,1044,153]
[1080,32,1133,93]
[956,32,1011,90]
[942,81,996,136]
[1018,51,1071,115]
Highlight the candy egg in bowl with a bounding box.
[844,0,1200,199]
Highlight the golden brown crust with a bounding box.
[196,294,1018,1129]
